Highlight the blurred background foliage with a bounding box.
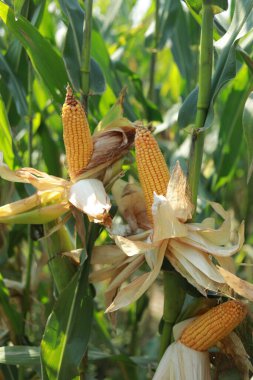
[0,0,252,379]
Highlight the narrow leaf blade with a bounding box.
[243,91,253,182]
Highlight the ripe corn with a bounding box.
[180,300,247,352]
[62,85,93,181]
[135,127,170,223]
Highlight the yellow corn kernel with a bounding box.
[135,127,170,223]
[62,85,93,181]
[180,300,247,352]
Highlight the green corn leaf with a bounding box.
[178,0,253,130]
[41,258,93,380]
[0,2,68,104]
[0,346,40,366]
[38,122,62,177]
[213,66,252,190]
[0,52,27,116]
[13,0,25,18]
[243,91,253,183]
[0,94,14,169]
[0,274,22,339]
[60,0,106,94]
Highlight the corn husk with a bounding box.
[0,153,111,225]
[90,161,248,311]
[217,266,253,301]
[69,179,111,224]
[111,179,150,231]
[153,341,211,380]
[219,332,253,378]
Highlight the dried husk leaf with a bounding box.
[180,221,244,257]
[0,153,68,190]
[152,194,188,241]
[69,179,111,224]
[106,255,144,293]
[217,266,253,301]
[0,202,69,224]
[188,210,232,246]
[112,179,150,231]
[166,161,194,222]
[91,245,126,265]
[218,332,253,378]
[215,256,236,273]
[76,124,135,180]
[169,240,225,283]
[0,194,40,217]
[90,260,130,283]
[106,240,167,312]
[114,235,159,256]
[153,342,211,380]
[166,250,228,296]
[60,248,85,265]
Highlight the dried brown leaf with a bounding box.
[217,266,253,301]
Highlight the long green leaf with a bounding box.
[0,52,27,116]
[13,0,25,18]
[38,122,62,177]
[0,273,22,339]
[0,346,40,366]
[41,261,93,380]
[60,0,106,94]
[212,66,253,190]
[178,0,253,129]
[243,91,253,183]
[0,2,68,104]
[0,94,14,169]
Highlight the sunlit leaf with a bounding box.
[0,346,40,366]
[213,67,252,190]
[243,91,253,183]
[41,261,93,380]
[0,2,68,104]
[0,274,22,339]
[178,0,253,129]
[185,0,202,13]
[0,52,27,116]
[13,0,25,18]
[0,95,14,169]
[90,58,106,95]
[38,122,62,177]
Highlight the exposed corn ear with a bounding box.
[180,300,247,352]
[135,127,170,223]
[62,85,93,181]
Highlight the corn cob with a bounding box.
[135,127,170,223]
[62,85,93,181]
[180,300,247,352]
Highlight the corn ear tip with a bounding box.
[64,84,77,106]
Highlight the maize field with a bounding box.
[0,1,252,379]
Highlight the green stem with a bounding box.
[159,271,185,358]
[148,0,160,102]
[188,1,214,208]
[159,322,173,358]
[81,0,93,111]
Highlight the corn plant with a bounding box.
[0,1,252,379]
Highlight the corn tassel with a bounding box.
[62,85,93,181]
[180,300,247,352]
[135,127,170,223]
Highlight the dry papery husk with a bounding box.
[152,341,211,380]
[75,122,136,181]
[111,179,151,232]
[215,332,253,379]
[217,266,253,301]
